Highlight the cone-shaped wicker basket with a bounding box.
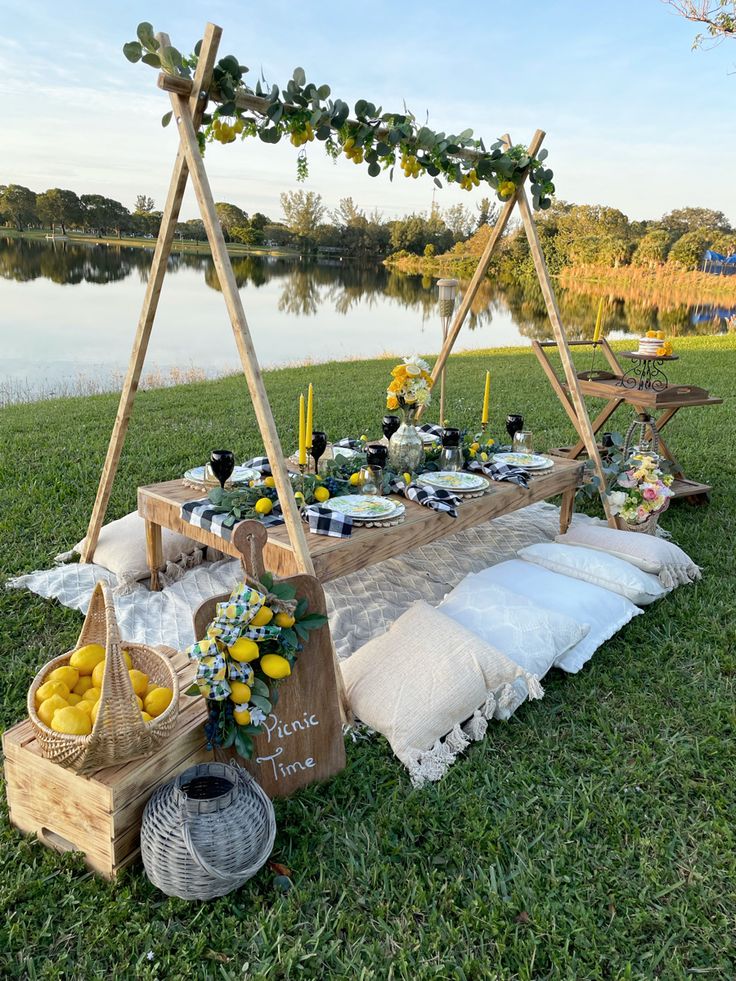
[28,581,179,773]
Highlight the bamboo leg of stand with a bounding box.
[171,93,315,576]
[80,24,222,562]
[515,187,616,526]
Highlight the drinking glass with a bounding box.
[359,465,383,496]
[209,449,235,489]
[310,431,327,474]
[512,430,534,455]
[505,414,524,443]
[439,427,463,471]
[382,415,401,441]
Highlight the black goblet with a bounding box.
[382,415,401,441]
[505,414,524,443]
[366,444,388,469]
[210,449,235,489]
[310,431,327,474]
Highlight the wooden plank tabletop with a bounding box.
[139,457,584,584]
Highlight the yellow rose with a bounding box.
[387,395,399,410]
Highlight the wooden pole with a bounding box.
[170,90,316,575]
[81,24,222,561]
[514,182,617,526]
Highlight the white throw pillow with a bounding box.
[340,601,543,785]
[556,525,701,589]
[74,511,201,585]
[518,542,667,606]
[439,579,588,683]
[469,560,643,673]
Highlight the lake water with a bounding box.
[1,237,733,404]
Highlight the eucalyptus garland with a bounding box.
[124,22,555,209]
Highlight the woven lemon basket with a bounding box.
[27,580,179,774]
[141,761,276,900]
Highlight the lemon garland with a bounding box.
[124,22,555,209]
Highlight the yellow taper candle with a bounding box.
[298,394,307,465]
[306,383,314,449]
[593,298,604,342]
[481,370,491,425]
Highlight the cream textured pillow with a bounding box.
[556,525,701,589]
[340,601,543,786]
[74,511,201,586]
[517,542,667,606]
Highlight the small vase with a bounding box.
[388,406,425,473]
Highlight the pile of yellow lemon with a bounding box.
[290,122,315,147]
[459,168,480,191]
[33,643,174,736]
[342,138,364,165]
[400,153,422,179]
[211,116,245,144]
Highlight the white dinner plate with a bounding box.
[325,495,405,519]
[492,453,554,470]
[183,465,259,485]
[416,471,489,492]
[420,432,441,445]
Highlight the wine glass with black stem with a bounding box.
[382,415,401,441]
[210,449,235,489]
[505,414,524,445]
[311,431,327,474]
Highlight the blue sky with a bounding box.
[2,0,735,225]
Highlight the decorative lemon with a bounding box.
[73,676,94,696]
[91,659,106,689]
[349,472,361,486]
[128,669,149,697]
[121,650,133,670]
[274,612,295,628]
[314,486,330,503]
[36,680,70,705]
[263,476,276,488]
[66,693,82,706]
[229,681,252,703]
[403,472,412,485]
[50,705,92,736]
[141,711,153,723]
[480,452,488,462]
[37,694,68,727]
[48,665,80,691]
[260,654,291,679]
[83,687,101,704]
[76,699,94,717]
[233,706,251,725]
[144,686,173,717]
[228,637,260,662]
[69,643,106,676]
[254,497,273,515]
[250,605,273,627]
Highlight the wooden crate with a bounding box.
[2,646,209,879]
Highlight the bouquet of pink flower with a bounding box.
[607,453,674,525]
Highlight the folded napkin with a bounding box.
[467,458,530,488]
[243,456,272,476]
[181,498,284,540]
[417,423,444,439]
[302,504,353,538]
[332,438,364,452]
[386,475,460,518]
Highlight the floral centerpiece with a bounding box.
[185,574,326,760]
[606,452,674,534]
[386,355,433,472]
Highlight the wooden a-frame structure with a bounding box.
[81,21,614,568]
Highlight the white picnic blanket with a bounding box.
[7,502,582,659]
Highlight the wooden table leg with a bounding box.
[145,519,164,592]
[559,487,575,534]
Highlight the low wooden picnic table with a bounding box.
[138,456,584,590]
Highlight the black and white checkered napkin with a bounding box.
[302,505,353,538]
[181,498,285,540]
[467,458,530,488]
[417,423,444,439]
[243,456,272,476]
[332,438,364,452]
[386,475,459,518]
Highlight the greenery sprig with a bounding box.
[123,22,555,209]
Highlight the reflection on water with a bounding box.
[0,236,733,403]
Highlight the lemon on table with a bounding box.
[50,706,92,736]
[128,669,149,697]
[314,486,330,503]
[229,681,252,703]
[274,612,295,628]
[36,680,70,705]
[348,472,361,486]
[233,706,251,725]
[69,643,106,676]
[91,659,106,688]
[228,638,260,663]
[260,654,291,679]
[37,694,69,727]
[73,676,94,696]
[263,476,276,488]
[83,687,101,704]
[48,665,80,691]
[403,472,412,485]
[254,497,273,516]
[250,605,273,627]
[144,686,173,717]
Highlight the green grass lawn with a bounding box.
[1,337,734,980]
